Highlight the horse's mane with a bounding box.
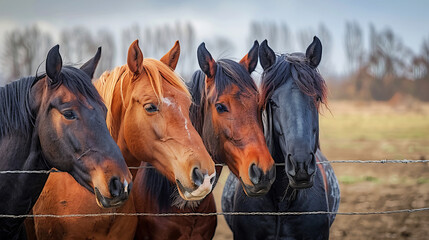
[142,164,176,212]
[188,59,259,134]
[0,76,40,137]
[0,66,104,138]
[259,53,327,110]
[94,59,191,133]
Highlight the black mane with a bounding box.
[141,164,176,212]
[0,66,105,138]
[0,76,41,137]
[260,53,327,109]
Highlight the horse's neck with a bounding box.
[0,131,48,226]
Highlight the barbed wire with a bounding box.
[2,159,428,173]
[1,207,428,219]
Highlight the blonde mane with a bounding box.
[94,58,191,133]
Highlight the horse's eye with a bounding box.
[269,99,278,108]
[62,110,77,120]
[144,103,159,113]
[215,103,228,113]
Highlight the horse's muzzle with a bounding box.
[94,178,131,208]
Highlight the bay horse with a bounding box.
[222,37,340,239]
[32,40,215,239]
[0,45,131,239]
[189,41,276,196]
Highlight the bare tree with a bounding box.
[121,23,141,63]
[248,21,293,53]
[1,25,52,82]
[344,21,364,73]
[317,23,333,75]
[60,27,98,67]
[297,29,314,51]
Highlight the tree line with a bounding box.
[1,21,428,102]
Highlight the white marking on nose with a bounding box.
[124,179,128,193]
[187,172,216,199]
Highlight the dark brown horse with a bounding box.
[32,40,215,239]
[0,45,131,239]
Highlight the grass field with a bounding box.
[213,100,429,240]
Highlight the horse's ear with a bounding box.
[197,42,217,79]
[239,40,259,73]
[259,40,276,70]
[127,39,144,75]
[80,47,101,79]
[160,40,180,70]
[305,36,322,69]
[46,45,63,85]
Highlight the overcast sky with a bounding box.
[1,0,428,75]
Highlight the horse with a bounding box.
[31,40,216,240]
[0,45,131,240]
[137,41,276,240]
[189,41,276,196]
[222,37,340,239]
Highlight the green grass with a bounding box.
[339,175,380,184]
[339,175,429,185]
[318,101,429,160]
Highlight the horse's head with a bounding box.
[196,41,275,197]
[119,40,215,201]
[33,45,132,208]
[259,37,327,189]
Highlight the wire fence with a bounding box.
[1,159,428,173]
[1,207,429,219]
[0,159,428,219]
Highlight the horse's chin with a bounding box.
[94,187,128,208]
[175,179,209,201]
[239,177,271,197]
[288,177,314,189]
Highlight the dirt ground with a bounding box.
[212,101,429,240]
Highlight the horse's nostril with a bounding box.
[307,153,316,175]
[268,166,276,180]
[286,155,296,177]
[192,168,204,187]
[127,181,133,193]
[108,177,122,198]
[249,163,262,185]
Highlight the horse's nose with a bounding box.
[249,163,262,185]
[249,163,276,185]
[192,167,205,187]
[287,153,316,177]
[108,176,130,198]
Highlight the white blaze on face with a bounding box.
[162,97,191,140]
[162,97,173,106]
[178,105,191,140]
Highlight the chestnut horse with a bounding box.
[31,40,215,239]
[0,45,131,239]
[132,41,276,240]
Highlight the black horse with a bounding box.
[222,37,340,240]
[0,45,132,239]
